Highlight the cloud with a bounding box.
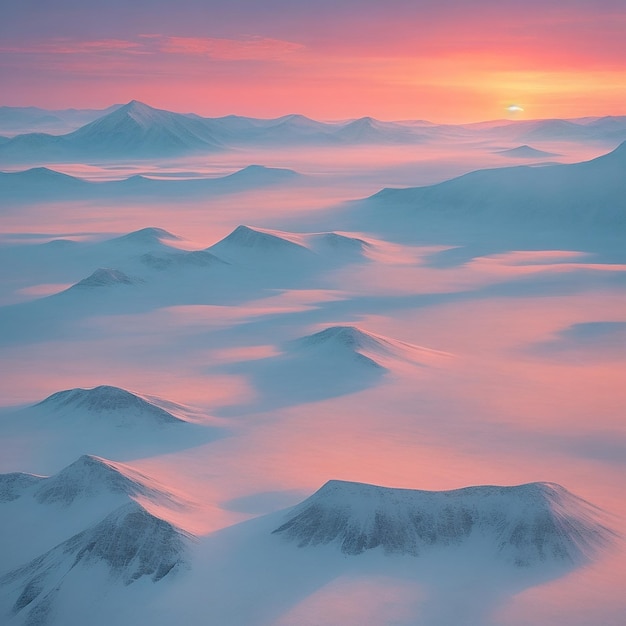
[158,36,305,60]
[0,38,146,56]
[0,35,304,62]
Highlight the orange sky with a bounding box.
[1,0,625,122]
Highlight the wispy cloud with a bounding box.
[0,38,146,55]
[0,35,304,62]
[159,36,305,60]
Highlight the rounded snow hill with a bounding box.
[109,226,180,246]
[292,325,450,370]
[34,385,192,427]
[272,479,615,567]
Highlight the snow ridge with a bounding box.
[273,480,614,567]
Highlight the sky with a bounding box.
[1,0,625,122]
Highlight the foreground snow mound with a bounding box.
[0,473,44,502]
[32,455,178,507]
[0,501,191,623]
[273,480,613,567]
[36,385,188,427]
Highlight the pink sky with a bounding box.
[1,0,625,121]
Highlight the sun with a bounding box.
[506,104,524,113]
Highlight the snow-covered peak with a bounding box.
[36,385,186,425]
[70,268,137,289]
[293,325,448,369]
[33,455,173,506]
[207,225,312,266]
[113,226,179,245]
[496,145,560,158]
[273,480,614,566]
[216,224,306,248]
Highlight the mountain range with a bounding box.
[2,100,626,163]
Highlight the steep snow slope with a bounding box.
[0,501,192,625]
[32,454,180,507]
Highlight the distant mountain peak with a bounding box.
[114,226,180,244]
[297,325,379,351]
[273,480,614,566]
[210,224,309,253]
[70,268,137,289]
[496,144,560,158]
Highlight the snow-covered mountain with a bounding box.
[0,501,191,624]
[356,141,626,246]
[292,325,448,370]
[34,385,191,427]
[67,268,139,290]
[207,224,314,265]
[272,480,613,566]
[221,325,448,413]
[495,144,560,159]
[0,473,44,503]
[0,104,122,136]
[0,101,223,161]
[1,454,181,509]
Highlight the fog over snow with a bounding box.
[0,102,624,626]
